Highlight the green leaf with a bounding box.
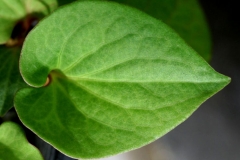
[15,1,230,159]
[0,46,27,116]
[0,121,43,160]
[0,0,58,44]
[82,0,211,61]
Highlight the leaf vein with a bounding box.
[63,33,137,72]
[57,21,95,68]
[55,81,133,131]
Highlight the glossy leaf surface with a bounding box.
[0,121,43,160]
[0,46,27,116]
[15,1,230,158]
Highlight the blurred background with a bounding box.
[35,0,240,159]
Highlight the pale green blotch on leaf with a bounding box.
[0,0,58,44]
[0,46,27,116]
[0,121,43,160]
[15,1,230,159]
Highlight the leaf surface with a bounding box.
[0,0,58,44]
[0,121,43,160]
[0,46,27,116]
[83,0,211,61]
[15,1,230,158]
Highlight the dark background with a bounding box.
[159,0,240,160]
[33,0,240,159]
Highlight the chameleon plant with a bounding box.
[0,0,230,159]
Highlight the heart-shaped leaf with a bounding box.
[0,46,27,116]
[0,0,58,44]
[15,1,230,159]
[0,121,43,160]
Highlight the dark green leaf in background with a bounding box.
[15,1,229,159]
[57,0,76,6]
[0,46,27,116]
[0,121,43,160]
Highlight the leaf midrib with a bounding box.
[72,80,205,111]
[66,76,229,84]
